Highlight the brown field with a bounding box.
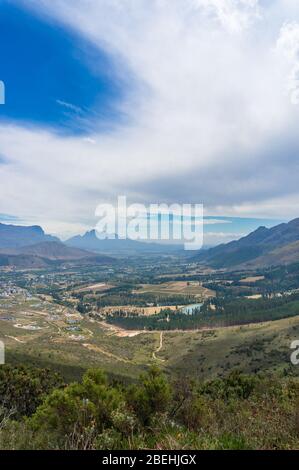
[240,276,265,283]
[73,282,114,293]
[134,281,214,299]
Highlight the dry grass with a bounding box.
[240,276,265,283]
[135,281,214,298]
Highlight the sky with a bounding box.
[0,0,298,244]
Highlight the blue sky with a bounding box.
[0,1,298,244]
[0,1,124,134]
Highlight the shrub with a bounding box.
[127,367,172,426]
[0,365,63,418]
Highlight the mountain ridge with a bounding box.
[0,222,59,248]
[66,229,184,254]
[0,241,99,260]
[194,218,299,269]
[0,235,115,268]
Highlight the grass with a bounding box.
[1,291,299,382]
[2,308,299,383]
[165,316,299,379]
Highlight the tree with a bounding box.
[127,367,172,426]
[0,365,63,418]
[29,368,125,449]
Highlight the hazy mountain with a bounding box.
[15,241,96,260]
[66,230,183,255]
[0,223,59,248]
[0,253,51,269]
[194,218,299,269]
[0,240,115,268]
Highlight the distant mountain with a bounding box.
[15,241,95,260]
[0,241,115,268]
[194,218,299,269]
[0,223,59,248]
[0,253,50,269]
[66,230,183,255]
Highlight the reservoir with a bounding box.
[181,303,203,315]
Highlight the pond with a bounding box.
[180,303,203,315]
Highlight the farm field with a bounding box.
[73,282,114,293]
[135,281,214,299]
[240,276,265,283]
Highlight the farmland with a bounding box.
[1,288,299,382]
[135,280,214,299]
[1,257,299,383]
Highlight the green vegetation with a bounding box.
[0,365,63,419]
[95,292,194,308]
[203,263,299,298]
[0,366,298,450]
[2,257,299,451]
[2,293,299,384]
[107,292,299,330]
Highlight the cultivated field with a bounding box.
[135,281,214,299]
[73,282,114,293]
[240,276,265,283]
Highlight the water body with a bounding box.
[181,303,203,315]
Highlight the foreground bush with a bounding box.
[0,366,298,450]
[0,365,63,419]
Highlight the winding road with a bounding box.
[152,332,165,361]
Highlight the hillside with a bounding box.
[244,240,299,268]
[4,308,299,383]
[194,218,299,269]
[16,241,95,260]
[0,253,51,268]
[0,241,115,268]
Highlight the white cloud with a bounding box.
[276,21,299,104]
[203,219,232,225]
[1,1,299,236]
[277,22,299,60]
[56,100,83,114]
[193,0,260,33]
[204,231,246,245]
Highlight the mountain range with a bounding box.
[0,224,114,268]
[66,230,183,255]
[195,218,299,269]
[2,218,299,270]
[0,241,98,260]
[0,223,59,248]
[0,222,182,268]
